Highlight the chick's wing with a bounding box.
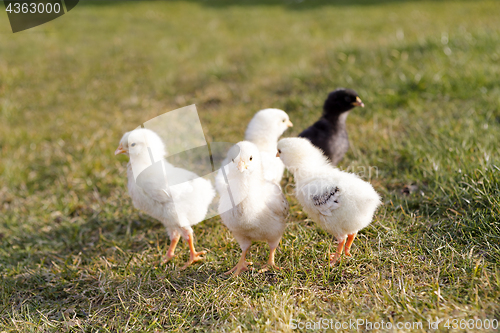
[298,179,341,216]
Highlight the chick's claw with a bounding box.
[191,250,207,263]
[225,261,253,276]
[329,253,341,266]
[180,250,206,270]
[259,248,282,273]
[258,263,282,273]
[162,253,175,265]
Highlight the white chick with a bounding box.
[218,141,289,275]
[215,109,293,193]
[115,129,215,269]
[277,137,381,266]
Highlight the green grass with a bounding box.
[1,0,500,331]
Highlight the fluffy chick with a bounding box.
[298,89,364,165]
[115,129,215,269]
[277,137,380,266]
[218,141,289,275]
[215,109,292,193]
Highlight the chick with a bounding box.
[277,137,380,266]
[218,141,289,275]
[215,109,293,193]
[298,89,364,165]
[115,129,215,269]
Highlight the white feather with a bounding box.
[277,137,381,241]
[215,108,292,193]
[218,141,288,253]
[119,129,216,237]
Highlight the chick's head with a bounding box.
[115,131,131,156]
[115,129,166,163]
[232,141,261,174]
[246,108,293,141]
[324,88,364,115]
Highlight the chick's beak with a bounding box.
[114,145,127,155]
[286,120,293,127]
[276,152,280,157]
[237,160,248,172]
[352,96,365,107]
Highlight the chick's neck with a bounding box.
[321,111,350,131]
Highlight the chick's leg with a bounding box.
[180,228,206,270]
[259,240,282,273]
[330,237,346,266]
[163,230,181,264]
[344,232,357,257]
[225,246,252,276]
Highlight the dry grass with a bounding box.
[1,0,499,331]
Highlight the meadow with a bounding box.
[0,0,499,331]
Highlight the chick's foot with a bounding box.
[181,250,206,270]
[225,260,253,276]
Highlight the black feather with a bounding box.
[299,88,362,165]
[312,186,339,206]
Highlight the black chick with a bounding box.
[298,88,364,165]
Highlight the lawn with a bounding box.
[0,0,499,331]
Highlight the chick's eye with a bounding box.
[232,158,234,163]
[249,156,253,161]
[282,119,286,122]
[278,149,281,154]
[131,143,136,147]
